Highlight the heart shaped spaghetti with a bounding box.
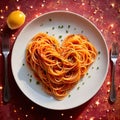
[26,33,97,100]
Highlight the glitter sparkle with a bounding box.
[95,100,100,106]
[0,86,3,90]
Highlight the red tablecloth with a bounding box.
[0,0,120,120]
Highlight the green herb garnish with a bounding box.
[86,73,89,76]
[96,67,99,70]
[98,51,101,55]
[81,30,84,33]
[59,35,62,39]
[82,82,85,85]
[77,86,80,90]
[88,75,91,78]
[66,30,68,33]
[92,67,94,69]
[52,27,55,30]
[68,94,71,98]
[68,25,70,28]
[29,79,32,82]
[36,81,39,85]
[58,25,64,29]
[74,28,77,30]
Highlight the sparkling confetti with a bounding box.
[0,29,3,32]
[30,5,33,9]
[25,114,28,117]
[57,0,60,4]
[95,100,100,106]
[17,6,20,10]
[14,109,17,113]
[112,108,115,112]
[0,15,4,19]
[69,115,73,118]
[0,9,3,13]
[0,86,3,90]
[31,106,34,110]
[112,31,116,34]
[106,109,110,113]
[90,117,95,120]
[41,4,45,7]
[107,89,110,93]
[110,3,115,8]
[109,23,114,29]
[43,0,46,3]
[107,81,110,86]
[66,8,69,11]
[82,2,85,6]
[61,113,64,116]
[19,107,22,110]
[5,6,8,10]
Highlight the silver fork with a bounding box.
[2,33,11,102]
[109,42,119,103]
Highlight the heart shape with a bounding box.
[26,33,97,100]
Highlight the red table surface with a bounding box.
[0,0,120,120]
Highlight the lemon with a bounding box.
[7,10,26,30]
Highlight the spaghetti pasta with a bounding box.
[26,33,97,100]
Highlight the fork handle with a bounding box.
[109,61,116,102]
[3,53,11,102]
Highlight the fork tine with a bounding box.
[111,42,119,56]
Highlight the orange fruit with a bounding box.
[7,10,26,30]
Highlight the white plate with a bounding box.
[11,11,109,110]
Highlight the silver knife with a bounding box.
[2,31,11,102]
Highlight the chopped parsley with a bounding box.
[68,25,70,28]
[88,75,91,78]
[66,30,69,33]
[86,72,89,76]
[92,67,94,69]
[81,30,84,33]
[68,94,71,98]
[82,82,85,85]
[96,67,99,70]
[77,86,80,90]
[74,28,77,30]
[52,27,55,30]
[58,25,64,29]
[29,79,32,82]
[61,39,63,42]
[36,81,40,85]
[59,35,62,39]
[98,51,101,55]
